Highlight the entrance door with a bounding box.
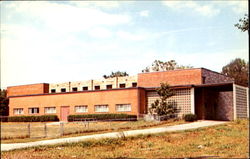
[60,106,70,121]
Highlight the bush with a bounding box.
[183,114,197,122]
[68,114,137,122]
[7,115,59,122]
[0,116,8,122]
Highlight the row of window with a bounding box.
[13,104,132,115]
[51,83,137,93]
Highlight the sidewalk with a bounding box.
[1,120,227,151]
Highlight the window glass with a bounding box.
[82,87,88,91]
[45,107,56,114]
[95,105,109,112]
[75,105,88,113]
[28,108,39,114]
[116,104,131,112]
[95,86,100,90]
[132,82,137,87]
[14,108,24,115]
[119,84,126,88]
[106,85,112,89]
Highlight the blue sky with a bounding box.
[1,1,248,88]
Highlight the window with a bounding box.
[95,86,100,90]
[61,88,66,92]
[72,87,78,92]
[75,105,88,113]
[95,105,109,112]
[14,108,24,115]
[116,104,131,112]
[45,107,56,114]
[28,108,39,114]
[119,83,126,88]
[51,89,56,93]
[106,85,112,89]
[132,82,137,87]
[82,87,88,91]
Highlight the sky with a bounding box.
[0,1,249,89]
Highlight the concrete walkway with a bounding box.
[1,120,227,151]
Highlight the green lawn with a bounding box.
[1,119,185,143]
[1,119,249,158]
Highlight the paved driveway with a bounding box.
[1,120,227,151]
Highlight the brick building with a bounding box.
[7,68,249,121]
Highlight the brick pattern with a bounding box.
[235,86,248,118]
[9,88,144,120]
[138,69,202,87]
[202,69,234,84]
[146,88,192,117]
[216,91,234,120]
[7,84,49,97]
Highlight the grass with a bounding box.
[1,119,185,143]
[1,119,249,158]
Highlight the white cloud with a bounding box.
[88,27,113,38]
[5,2,131,33]
[162,1,220,17]
[139,10,149,17]
[69,1,120,9]
[116,31,148,41]
[227,1,248,14]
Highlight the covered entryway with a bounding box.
[195,83,248,120]
[60,106,70,121]
[195,83,234,121]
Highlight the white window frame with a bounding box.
[45,107,56,114]
[75,105,88,113]
[116,104,131,112]
[95,105,109,112]
[28,107,39,114]
[14,108,24,115]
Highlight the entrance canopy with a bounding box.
[194,82,233,92]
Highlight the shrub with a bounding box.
[7,115,59,122]
[0,116,8,122]
[183,114,197,122]
[68,114,137,122]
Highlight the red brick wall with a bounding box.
[216,91,234,120]
[202,68,234,84]
[195,88,233,121]
[7,83,49,97]
[9,88,143,120]
[139,88,146,114]
[138,69,202,87]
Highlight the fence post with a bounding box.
[60,122,64,136]
[44,123,47,138]
[27,123,31,138]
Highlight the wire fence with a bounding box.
[1,118,162,140]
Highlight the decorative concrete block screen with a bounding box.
[147,88,192,117]
[234,85,249,119]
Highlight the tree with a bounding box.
[149,82,178,117]
[103,71,129,79]
[0,89,9,116]
[221,58,249,87]
[235,14,249,32]
[142,60,193,73]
